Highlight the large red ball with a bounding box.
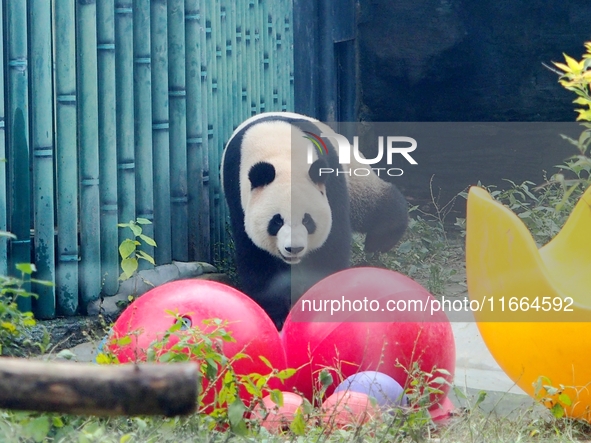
[282,268,455,404]
[106,279,287,408]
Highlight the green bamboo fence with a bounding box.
[1,0,294,318]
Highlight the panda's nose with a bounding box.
[286,246,304,255]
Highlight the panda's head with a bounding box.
[240,121,332,264]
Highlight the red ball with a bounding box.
[282,268,455,404]
[106,279,287,409]
[251,392,304,434]
[321,391,380,429]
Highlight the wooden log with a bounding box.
[0,358,199,417]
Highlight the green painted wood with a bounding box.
[29,0,56,318]
[3,0,295,316]
[97,0,119,295]
[133,0,155,270]
[6,0,32,313]
[77,0,102,309]
[115,2,136,250]
[0,0,7,277]
[168,0,189,262]
[185,0,205,262]
[55,0,79,315]
[150,0,172,266]
[198,0,212,264]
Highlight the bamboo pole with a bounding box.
[185,0,204,262]
[0,358,199,417]
[133,0,155,269]
[0,0,7,277]
[55,0,79,315]
[29,0,56,318]
[198,0,212,264]
[207,1,221,262]
[168,0,189,262]
[151,0,172,266]
[115,2,136,246]
[77,0,102,310]
[6,0,32,313]
[285,5,295,111]
[97,0,119,296]
[220,0,234,253]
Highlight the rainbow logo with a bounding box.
[303,131,328,157]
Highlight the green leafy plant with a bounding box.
[0,244,52,356]
[98,312,295,435]
[117,218,157,281]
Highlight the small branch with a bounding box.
[0,358,199,417]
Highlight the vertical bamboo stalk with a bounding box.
[220,0,234,252]
[168,0,189,262]
[115,2,136,243]
[151,0,171,265]
[235,0,247,123]
[55,0,80,315]
[133,0,154,269]
[6,0,32,313]
[97,0,119,295]
[198,0,211,263]
[77,0,102,310]
[209,0,224,259]
[0,0,7,276]
[29,0,56,318]
[285,5,294,111]
[248,0,260,118]
[185,0,204,261]
[261,0,273,113]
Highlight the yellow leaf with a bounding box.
[564,53,583,72]
[553,62,571,73]
[1,322,16,333]
[573,97,590,106]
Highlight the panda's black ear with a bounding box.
[249,162,276,189]
[308,157,329,185]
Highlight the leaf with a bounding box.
[137,251,155,265]
[290,409,306,435]
[475,390,487,407]
[136,218,152,225]
[23,416,50,443]
[564,53,583,72]
[56,349,77,360]
[129,224,142,237]
[0,322,16,333]
[319,369,333,388]
[259,355,273,369]
[551,403,565,419]
[16,263,36,275]
[227,397,246,427]
[120,257,138,280]
[270,389,284,407]
[553,62,572,73]
[559,393,572,406]
[119,239,136,260]
[139,234,157,247]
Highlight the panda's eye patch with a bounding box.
[249,162,276,189]
[267,214,284,236]
[302,213,316,234]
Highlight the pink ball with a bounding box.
[282,268,455,404]
[106,279,287,408]
[251,392,304,434]
[321,391,380,429]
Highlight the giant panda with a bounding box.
[221,112,408,329]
